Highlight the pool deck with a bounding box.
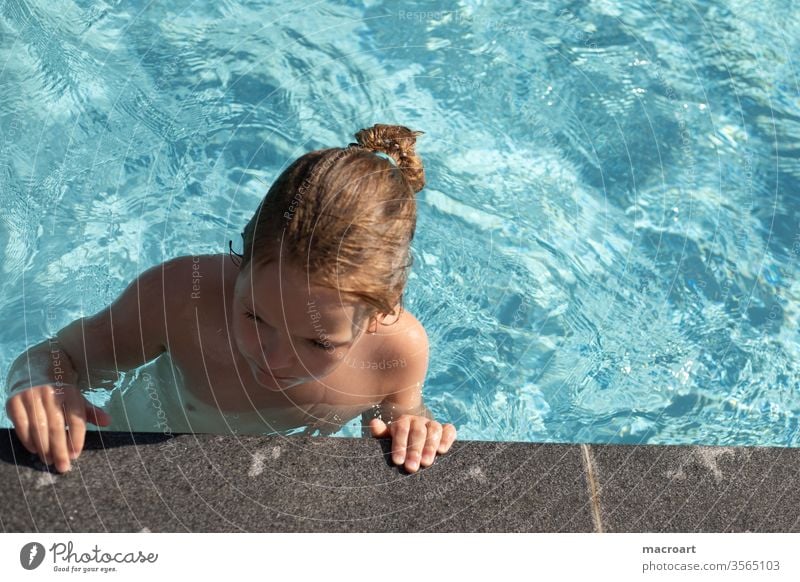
[1,429,797,532]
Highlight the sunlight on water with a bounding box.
[1,0,799,446]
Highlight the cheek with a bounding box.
[305,349,341,375]
[232,317,256,352]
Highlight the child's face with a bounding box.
[232,259,364,391]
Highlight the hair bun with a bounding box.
[353,123,426,193]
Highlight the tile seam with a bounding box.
[580,444,604,533]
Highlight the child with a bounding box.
[4,124,457,475]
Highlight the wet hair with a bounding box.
[229,123,426,335]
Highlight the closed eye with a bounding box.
[246,309,336,351]
[309,338,330,350]
[243,310,263,324]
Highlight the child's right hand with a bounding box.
[5,384,112,473]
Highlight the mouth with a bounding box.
[250,360,295,382]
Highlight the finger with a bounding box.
[85,403,112,427]
[438,424,457,453]
[6,397,35,454]
[369,418,389,437]
[420,421,443,467]
[46,398,71,473]
[65,397,87,461]
[403,419,428,473]
[27,396,51,465]
[390,418,410,466]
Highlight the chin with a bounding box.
[249,360,300,389]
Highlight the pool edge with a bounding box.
[1,430,797,532]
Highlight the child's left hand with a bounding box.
[369,415,457,473]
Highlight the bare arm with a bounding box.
[359,321,435,436]
[6,337,79,397]
[51,258,181,385]
[360,392,434,437]
[4,257,184,472]
[362,325,457,473]
[5,260,175,399]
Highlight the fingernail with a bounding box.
[393,454,404,465]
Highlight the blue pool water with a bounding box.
[1,0,799,446]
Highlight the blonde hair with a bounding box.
[231,123,426,333]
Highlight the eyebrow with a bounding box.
[240,298,354,346]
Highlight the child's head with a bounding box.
[230,124,425,385]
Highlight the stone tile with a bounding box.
[0,430,187,532]
[0,430,593,532]
[588,444,800,532]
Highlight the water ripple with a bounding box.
[1,0,799,446]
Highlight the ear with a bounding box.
[366,315,379,334]
[366,308,400,334]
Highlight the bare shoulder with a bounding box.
[148,254,227,322]
[53,254,221,377]
[373,308,430,399]
[378,308,428,353]
[159,253,225,295]
[159,253,222,278]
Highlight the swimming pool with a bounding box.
[1,0,799,446]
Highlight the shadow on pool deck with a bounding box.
[0,429,797,532]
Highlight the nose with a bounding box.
[257,333,296,371]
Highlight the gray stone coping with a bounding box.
[0,429,797,532]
